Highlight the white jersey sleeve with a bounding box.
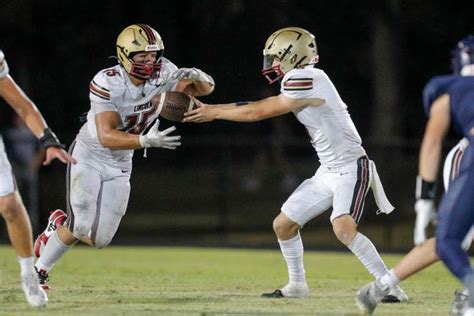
[89,67,125,113]
[0,50,10,79]
[280,68,319,100]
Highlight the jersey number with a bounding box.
[122,108,155,135]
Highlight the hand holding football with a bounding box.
[152,91,197,122]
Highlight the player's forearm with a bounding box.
[213,103,266,122]
[21,108,49,138]
[191,81,214,96]
[1,77,48,137]
[97,129,142,150]
[179,79,214,97]
[418,136,443,182]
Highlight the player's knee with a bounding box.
[333,229,355,245]
[332,220,357,245]
[273,216,298,239]
[72,222,93,240]
[0,193,22,221]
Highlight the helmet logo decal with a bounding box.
[280,44,293,62]
[290,54,298,64]
[131,30,140,46]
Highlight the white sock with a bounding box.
[18,256,35,275]
[279,232,306,284]
[35,231,72,272]
[347,232,388,278]
[379,269,400,288]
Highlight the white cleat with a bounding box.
[451,288,469,316]
[356,280,388,314]
[21,271,48,307]
[281,282,309,298]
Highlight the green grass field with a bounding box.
[0,245,459,315]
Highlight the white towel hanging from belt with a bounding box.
[369,160,395,214]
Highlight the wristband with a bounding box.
[39,128,66,149]
[236,101,249,106]
[415,175,436,199]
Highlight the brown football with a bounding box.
[152,91,196,122]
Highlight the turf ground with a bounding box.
[0,245,459,315]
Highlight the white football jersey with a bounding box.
[281,66,366,168]
[0,50,10,79]
[76,57,179,164]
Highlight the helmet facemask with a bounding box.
[262,54,285,84]
[127,50,164,80]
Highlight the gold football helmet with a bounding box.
[116,24,164,80]
[262,27,318,84]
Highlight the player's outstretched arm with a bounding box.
[183,94,324,123]
[0,75,76,165]
[414,94,450,245]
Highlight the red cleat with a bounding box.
[34,209,67,258]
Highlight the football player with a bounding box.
[33,24,214,290]
[183,27,407,302]
[356,35,474,315]
[0,50,75,307]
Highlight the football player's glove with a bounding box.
[138,120,181,150]
[414,199,435,246]
[171,67,214,86]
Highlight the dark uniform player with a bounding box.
[434,35,474,315]
[355,35,474,315]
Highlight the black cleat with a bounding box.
[261,289,284,298]
[381,295,400,303]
